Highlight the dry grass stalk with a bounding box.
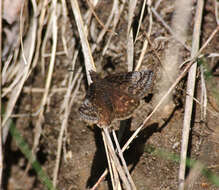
[91,0,117,53]
[215,0,219,25]
[154,0,192,113]
[89,6,219,190]
[151,7,191,51]
[134,0,147,43]
[102,130,119,189]
[86,0,115,35]
[70,0,96,84]
[25,0,58,175]
[179,0,204,189]
[3,87,67,93]
[122,28,219,175]
[61,0,69,56]
[33,0,49,76]
[102,128,133,190]
[102,0,125,55]
[0,0,3,187]
[70,0,137,189]
[112,130,137,189]
[2,0,37,127]
[2,0,38,154]
[53,69,83,186]
[127,29,134,72]
[127,0,137,71]
[135,0,153,71]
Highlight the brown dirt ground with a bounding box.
[3,0,219,190]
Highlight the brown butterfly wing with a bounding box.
[79,70,154,126]
[104,70,154,99]
[79,79,114,126]
[109,87,140,120]
[103,74,139,120]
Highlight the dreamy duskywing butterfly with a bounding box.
[79,70,154,127]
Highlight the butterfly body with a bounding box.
[79,70,154,127]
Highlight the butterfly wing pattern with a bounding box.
[79,70,154,127]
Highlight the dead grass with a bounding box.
[1,0,219,189]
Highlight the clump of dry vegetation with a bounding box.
[1,0,219,189]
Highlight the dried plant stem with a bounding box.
[25,0,57,174]
[112,130,137,190]
[70,0,96,84]
[61,0,68,56]
[102,128,132,190]
[102,131,117,189]
[134,0,147,43]
[200,65,207,121]
[127,29,134,72]
[215,0,219,25]
[86,0,115,34]
[32,0,48,75]
[151,7,191,51]
[90,26,219,189]
[135,0,153,71]
[2,0,37,127]
[3,87,67,93]
[90,170,108,190]
[53,70,83,186]
[179,0,204,189]
[0,0,2,187]
[91,0,117,53]
[102,0,125,55]
[2,0,37,152]
[127,0,137,71]
[70,1,128,189]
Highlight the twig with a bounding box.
[86,0,115,34]
[3,87,67,94]
[127,0,137,71]
[102,128,132,190]
[61,0,69,56]
[135,0,153,71]
[151,7,191,51]
[122,25,219,154]
[127,29,134,72]
[0,0,3,187]
[40,0,51,76]
[53,70,83,186]
[215,0,219,25]
[102,130,117,189]
[112,130,137,190]
[26,0,57,175]
[134,0,147,43]
[127,0,137,35]
[2,0,37,125]
[200,65,207,122]
[154,0,192,116]
[179,0,204,189]
[91,0,118,53]
[2,0,38,144]
[70,0,96,84]
[90,22,219,190]
[102,0,125,55]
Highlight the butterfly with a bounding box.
[79,70,154,127]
